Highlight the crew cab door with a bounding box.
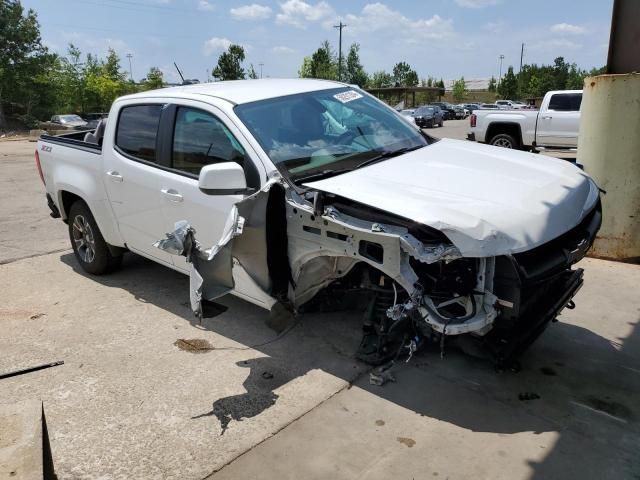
[535,92,582,147]
[103,102,175,265]
[154,101,272,307]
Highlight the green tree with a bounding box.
[0,0,49,129]
[344,43,368,87]
[309,41,337,80]
[452,77,467,103]
[103,48,125,82]
[247,63,258,79]
[498,66,518,99]
[552,56,569,90]
[142,67,164,90]
[369,70,393,88]
[213,44,246,81]
[526,74,542,97]
[392,61,418,87]
[487,76,497,92]
[298,56,313,78]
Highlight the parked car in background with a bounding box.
[495,100,513,109]
[468,90,582,150]
[428,105,446,122]
[463,103,481,114]
[480,103,499,110]
[453,105,466,119]
[431,102,456,120]
[35,79,601,368]
[81,112,109,129]
[399,108,415,124]
[49,114,89,129]
[413,105,444,128]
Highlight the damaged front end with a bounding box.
[155,179,601,369]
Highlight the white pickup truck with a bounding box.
[36,79,601,367]
[468,90,582,150]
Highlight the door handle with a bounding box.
[541,116,552,120]
[161,188,184,203]
[106,171,123,183]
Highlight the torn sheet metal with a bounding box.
[399,235,462,264]
[155,210,244,318]
[155,180,279,318]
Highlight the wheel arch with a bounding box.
[486,122,523,148]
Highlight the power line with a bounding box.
[58,0,203,16]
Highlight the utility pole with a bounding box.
[499,54,505,83]
[126,53,133,82]
[206,69,210,82]
[519,43,525,73]
[259,63,264,79]
[333,21,347,81]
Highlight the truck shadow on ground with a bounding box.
[61,252,640,478]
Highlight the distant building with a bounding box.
[444,78,491,91]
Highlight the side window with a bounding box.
[115,105,162,162]
[171,107,246,176]
[548,93,582,112]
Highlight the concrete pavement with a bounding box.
[0,140,68,265]
[1,139,636,479]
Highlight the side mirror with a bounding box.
[198,162,247,195]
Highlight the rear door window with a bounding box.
[547,93,582,112]
[115,105,162,162]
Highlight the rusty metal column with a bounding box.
[578,0,640,262]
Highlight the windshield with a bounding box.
[416,107,434,115]
[234,87,429,183]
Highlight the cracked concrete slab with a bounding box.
[0,252,368,479]
[209,258,640,480]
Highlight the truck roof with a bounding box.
[119,78,350,105]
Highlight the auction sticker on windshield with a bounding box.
[334,90,363,103]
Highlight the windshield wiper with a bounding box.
[355,144,426,170]
[292,168,352,184]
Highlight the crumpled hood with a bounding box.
[304,138,600,257]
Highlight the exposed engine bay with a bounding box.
[155,178,601,369]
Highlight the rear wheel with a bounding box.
[68,201,122,275]
[489,133,519,149]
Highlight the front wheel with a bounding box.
[68,201,122,275]
[489,133,519,149]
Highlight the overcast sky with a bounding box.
[23,0,613,83]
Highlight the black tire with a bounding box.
[68,201,122,275]
[489,133,519,149]
[438,120,444,127]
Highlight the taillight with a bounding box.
[470,114,477,128]
[35,149,45,185]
